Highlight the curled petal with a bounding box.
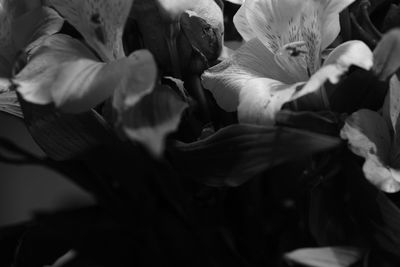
[118,85,187,157]
[323,40,373,70]
[48,0,134,61]
[341,109,390,162]
[295,40,373,105]
[15,34,157,113]
[340,109,400,193]
[202,38,294,113]
[373,29,400,81]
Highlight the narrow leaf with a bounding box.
[169,124,341,187]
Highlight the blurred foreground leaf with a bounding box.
[169,124,341,187]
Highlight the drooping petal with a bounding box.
[295,40,373,106]
[202,38,295,113]
[285,247,362,267]
[373,29,400,81]
[340,109,400,193]
[14,34,157,113]
[118,85,187,157]
[47,0,134,61]
[341,109,390,163]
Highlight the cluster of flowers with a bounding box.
[1,0,400,265]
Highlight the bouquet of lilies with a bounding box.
[1,0,400,266]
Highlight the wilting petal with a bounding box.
[232,2,255,41]
[15,34,157,113]
[373,29,400,81]
[48,0,134,61]
[295,40,373,105]
[202,38,294,112]
[242,0,305,54]
[340,109,400,192]
[285,247,362,267]
[118,85,187,157]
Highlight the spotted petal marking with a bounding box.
[48,0,134,62]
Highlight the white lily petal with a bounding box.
[15,34,157,113]
[157,0,195,18]
[244,0,304,54]
[121,85,188,157]
[202,38,294,112]
[340,109,400,193]
[323,40,373,70]
[285,247,362,267]
[341,109,390,162]
[320,0,356,50]
[232,2,255,41]
[238,78,302,125]
[48,0,134,61]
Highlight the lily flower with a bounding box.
[12,0,187,156]
[202,0,373,125]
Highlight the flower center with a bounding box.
[274,41,309,82]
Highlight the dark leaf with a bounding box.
[18,95,114,161]
[327,69,388,114]
[168,124,341,187]
[346,156,400,257]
